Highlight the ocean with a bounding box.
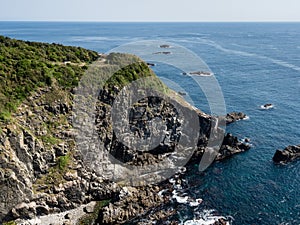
[0,22,299,225]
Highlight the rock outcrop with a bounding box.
[216,133,251,160]
[273,145,300,163]
[225,112,247,124]
[97,186,164,224]
[0,87,120,222]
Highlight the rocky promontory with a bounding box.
[0,36,251,225]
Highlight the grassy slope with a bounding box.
[0,36,99,122]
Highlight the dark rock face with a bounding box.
[191,133,251,164]
[225,112,247,124]
[273,145,300,163]
[216,133,251,160]
[92,86,249,224]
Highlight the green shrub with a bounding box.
[58,155,70,171]
[3,221,17,225]
[0,35,98,123]
[77,200,111,225]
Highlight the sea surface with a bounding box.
[1,22,299,225]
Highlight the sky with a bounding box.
[1,0,300,22]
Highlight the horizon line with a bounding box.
[1,20,300,23]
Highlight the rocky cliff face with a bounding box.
[0,86,120,222]
[0,38,251,224]
[0,126,34,220]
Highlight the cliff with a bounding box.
[0,36,250,224]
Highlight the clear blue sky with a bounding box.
[1,0,300,22]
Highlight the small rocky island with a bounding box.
[0,36,251,225]
[159,44,171,48]
[261,103,274,110]
[225,112,247,124]
[153,51,172,55]
[273,145,300,163]
[182,71,213,76]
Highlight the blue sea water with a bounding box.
[0,22,299,225]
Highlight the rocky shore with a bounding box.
[0,45,251,225]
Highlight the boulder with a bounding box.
[83,204,94,213]
[11,202,37,219]
[273,145,300,163]
[225,112,247,124]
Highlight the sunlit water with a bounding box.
[1,22,299,224]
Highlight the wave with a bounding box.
[260,104,274,110]
[243,115,250,120]
[183,210,232,225]
[176,38,300,73]
[71,36,142,42]
[165,175,232,225]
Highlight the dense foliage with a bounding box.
[0,35,98,121]
[105,60,154,90]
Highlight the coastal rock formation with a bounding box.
[0,37,251,224]
[153,51,171,55]
[182,71,213,76]
[260,103,274,110]
[160,44,171,48]
[216,133,251,160]
[272,145,300,163]
[0,87,120,221]
[225,112,247,124]
[97,186,164,224]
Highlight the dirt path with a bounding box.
[15,201,96,225]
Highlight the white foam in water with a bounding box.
[189,198,203,207]
[184,218,230,225]
[179,167,187,174]
[172,190,189,203]
[158,189,167,197]
[260,104,274,110]
[241,138,252,148]
[169,178,176,184]
[243,115,250,120]
[174,195,189,204]
[183,210,231,225]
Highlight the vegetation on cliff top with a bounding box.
[0,36,180,224]
[0,35,98,121]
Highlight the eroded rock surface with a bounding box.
[273,145,300,163]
